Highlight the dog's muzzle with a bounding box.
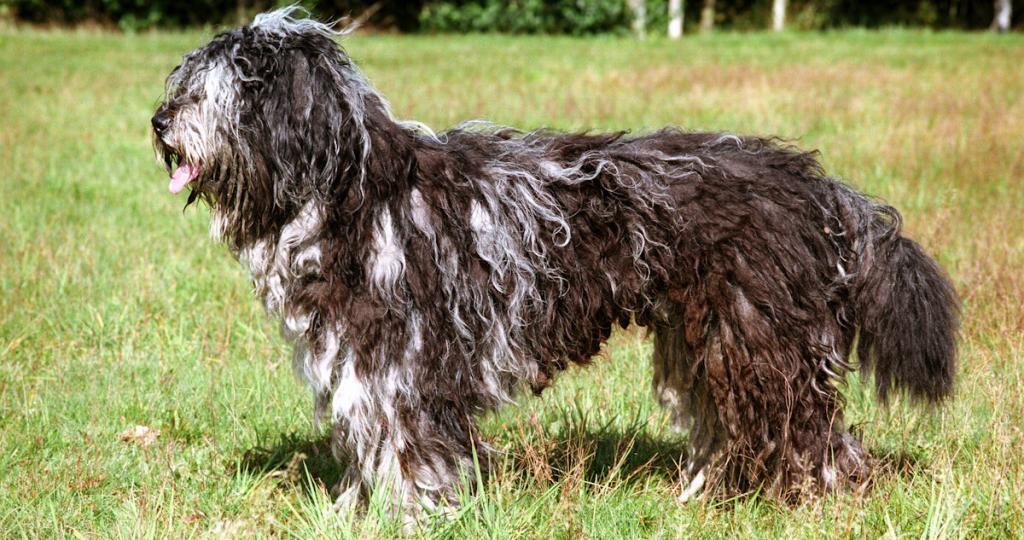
[152,111,201,194]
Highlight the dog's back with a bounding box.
[409,126,958,497]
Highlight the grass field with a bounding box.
[1,28,1023,538]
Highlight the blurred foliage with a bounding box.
[1,0,426,31]
[0,0,1018,32]
[419,0,630,35]
[6,0,242,30]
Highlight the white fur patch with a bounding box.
[821,465,836,488]
[678,469,706,503]
[331,360,365,420]
[409,188,433,235]
[369,209,406,296]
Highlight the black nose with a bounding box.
[151,112,171,134]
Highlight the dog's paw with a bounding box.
[332,483,362,514]
[677,469,706,504]
[331,466,364,514]
[399,500,459,534]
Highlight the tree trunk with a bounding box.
[669,0,684,39]
[991,0,1012,32]
[236,0,248,25]
[772,0,786,32]
[700,0,715,32]
[629,0,647,38]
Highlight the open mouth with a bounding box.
[165,152,201,194]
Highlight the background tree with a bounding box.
[628,0,646,38]
[669,0,684,38]
[773,0,786,31]
[992,0,1012,31]
[700,0,715,32]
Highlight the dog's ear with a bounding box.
[255,43,359,206]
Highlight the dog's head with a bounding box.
[152,8,381,241]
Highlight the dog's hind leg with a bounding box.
[652,306,726,503]
[694,279,872,498]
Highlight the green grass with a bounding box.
[2,28,1023,538]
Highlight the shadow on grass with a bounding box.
[236,432,346,497]
[871,446,928,477]
[234,415,929,507]
[235,411,688,500]
[497,414,688,487]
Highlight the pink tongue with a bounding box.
[168,164,199,194]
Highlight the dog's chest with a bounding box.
[223,203,325,340]
[224,204,351,403]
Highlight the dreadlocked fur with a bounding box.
[152,8,959,515]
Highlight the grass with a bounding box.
[1,28,1023,538]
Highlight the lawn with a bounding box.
[1,28,1022,538]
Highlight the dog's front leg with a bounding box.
[328,357,481,521]
[329,462,364,513]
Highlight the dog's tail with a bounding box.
[849,202,959,403]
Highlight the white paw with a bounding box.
[677,469,705,503]
[332,483,361,513]
[332,466,363,513]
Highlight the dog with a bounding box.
[152,8,958,514]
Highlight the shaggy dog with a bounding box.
[152,8,958,514]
